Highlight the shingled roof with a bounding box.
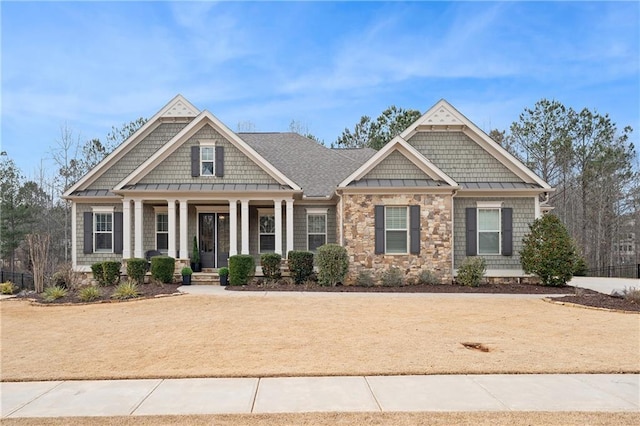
[238,133,376,198]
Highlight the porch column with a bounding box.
[167,199,177,258]
[229,199,238,256]
[134,199,143,259]
[122,199,131,259]
[274,199,283,255]
[286,199,294,256]
[241,199,249,254]
[179,200,188,259]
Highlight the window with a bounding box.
[259,213,275,252]
[307,213,327,251]
[156,212,168,253]
[94,212,113,252]
[478,208,501,255]
[201,146,215,176]
[385,206,408,254]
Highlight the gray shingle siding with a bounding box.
[140,124,278,185]
[76,203,123,266]
[453,197,535,270]
[362,150,429,180]
[408,132,523,183]
[89,123,189,190]
[293,205,337,251]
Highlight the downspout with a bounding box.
[336,189,344,246]
[451,188,458,280]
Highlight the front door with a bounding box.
[199,213,229,269]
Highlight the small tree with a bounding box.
[26,233,50,293]
[520,214,575,286]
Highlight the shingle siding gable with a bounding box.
[408,131,522,182]
[362,150,429,180]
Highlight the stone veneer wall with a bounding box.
[342,193,453,284]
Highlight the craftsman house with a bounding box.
[63,95,553,283]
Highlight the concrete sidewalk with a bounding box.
[569,276,639,296]
[2,374,638,418]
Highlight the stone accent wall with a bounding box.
[341,193,453,284]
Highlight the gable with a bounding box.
[407,131,523,183]
[139,124,279,185]
[362,150,431,180]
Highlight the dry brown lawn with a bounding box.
[1,293,638,381]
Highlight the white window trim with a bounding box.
[92,207,114,253]
[257,208,275,253]
[477,207,501,255]
[306,210,327,251]
[199,141,216,176]
[385,206,409,255]
[154,207,169,254]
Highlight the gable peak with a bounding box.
[422,100,463,126]
[159,95,200,118]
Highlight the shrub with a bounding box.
[51,271,68,288]
[78,285,102,302]
[102,261,122,286]
[572,253,588,277]
[151,256,175,284]
[42,285,68,302]
[127,258,148,284]
[218,267,229,277]
[91,262,105,286]
[181,267,193,276]
[0,281,16,295]
[260,253,282,281]
[621,287,640,304]
[316,244,349,287]
[457,256,486,287]
[355,270,375,287]
[191,236,200,264]
[417,269,441,285]
[229,255,255,286]
[381,267,404,287]
[287,251,314,284]
[520,214,575,286]
[111,280,140,300]
[51,263,81,290]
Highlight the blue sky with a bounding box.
[2,1,639,179]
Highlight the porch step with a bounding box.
[191,272,220,285]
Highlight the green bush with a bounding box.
[102,261,122,286]
[380,267,404,287]
[520,214,575,286]
[457,256,486,287]
[91,262,105,286]
[127,258,148,284]
[191,236,200,264]
[260,253,282,281]
[78,285,102,302]
[218,267,229,277]
[316,244,349,287]
[181,267,193,276]
[229,255,255,286]
[287,251,314,284]
[151,256,176,284]
[572,252,588,277]
[1,281,16,295]
[111,280,140,300]
[355,270,375,287]
[417,269,441,285]
[42,285,68,302]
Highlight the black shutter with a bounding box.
[215,146,224,177]
[114,212,123,255]
[465,208,477,256]
[501,207,513,256]
[83,212,93,254]
[374,205,385,254]
[191,146,200,177]
[410,205,420,255]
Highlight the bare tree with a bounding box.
[27,233,50,293]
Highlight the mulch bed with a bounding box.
[549,292,640,312]
[13,282,181,305]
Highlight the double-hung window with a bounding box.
[307,209,327,251]
[385,206,408,254]
[477,208,501,255]
[155,209,169,253]
[94,211,113,253]
[201,146,215,176]
[258,210,275,253]
[465,203,513,257]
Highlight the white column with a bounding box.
[167,199,176,258]
[122,199,131,259]
[274,199,283,255]
[134,199,143,259]
[286,199,294,257]
[229,199,238,256]
[241,199,249,254]
[179,200,188,259]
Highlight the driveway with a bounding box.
[570,276,639,295]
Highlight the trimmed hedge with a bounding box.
[102,261,122,286]
[457,256,486,287]
[288,251,314,284]
[260,253,282,281]
[151,256,175,284]
[91,262,105,286]
[229,255,255,286]
[316,244,348,287]
[127,258,148,284]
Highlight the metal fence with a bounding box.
[0,270,35,291]
[587,264,640,279]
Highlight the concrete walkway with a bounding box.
[2,374,637,418]
[569,276,639,296]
